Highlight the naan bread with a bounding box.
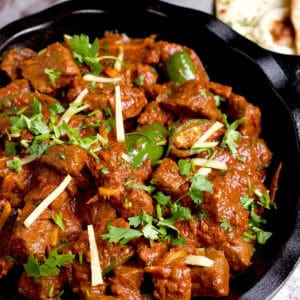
[291,0,300,54]
[215,0,296,55]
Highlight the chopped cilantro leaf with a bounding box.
[153,191,171,206]
[44,68,61,86]
[132,184,156,194]
[101,223,143,245]
[221,114,245,154]
[134,76,144,86]
[68,34,102,75]
[220,218,233,231]
[51,212,65,231]
[8,157,22,173]
[23,244,74,279]
[178,159,192,177]
[256,231,272,245]
[240,195,254,210]
[31,97,42,115]
[5,141,17,156]
[50,103,65,115]
[26,141,49,158]
[189,174,213,205]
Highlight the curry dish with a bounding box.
[0,32,277,299]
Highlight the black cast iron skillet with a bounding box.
[0,1,299,299]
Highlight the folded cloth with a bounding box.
[0,0,65,28]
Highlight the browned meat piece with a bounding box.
[207,81,232,98]
[71,261,106,299]
[39,144,88,176]
[21,42,80,93]
[0,164,33,208]
[227,92,261,137]
[10,202,54,260]
[202,169,250,230]
[0,48,36,80]
[174,219,200,248]
[72,229,134,276]
[83,200,117,233]
[191,248,230,297]
[219,239,253,272]
[152,158,189,197]
[0,79,31,101]
[145,248,192,300]
[24,167,69,204]
[137,241,168,265]
[160,80,222,120]
[122,62,158,89]
[110,187,154,219]
[169,119,224,152]
[83,84,147,120]
[138,101,173,126]
[18,267,71,300]
[98,32,159,64]
[215,138,272,180]
[110,265,144,300]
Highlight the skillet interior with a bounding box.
[0,1,299,299]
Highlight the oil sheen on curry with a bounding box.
[0,32,278,299]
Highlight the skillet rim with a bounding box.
[0,1,299,299]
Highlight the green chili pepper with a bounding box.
[125,123,167,168]
[166,50,196,84]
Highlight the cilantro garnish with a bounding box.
[178,159,192,177]
[101,223,143,246]
[7,157,22,173]
[101,203,189,246]
[132,184,156,194]
[23,244,74,279]
[134,76,144,86]
[220,218,233,231]
[240,194,273,245]
[51,212,65,231]
[5,141,17,156]
[188,174,213,205]
[68,34,102,75]
[221,114,245,154]
[44,68,61,86]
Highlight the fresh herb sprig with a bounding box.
[23,244,74,280]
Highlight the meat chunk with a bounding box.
[145,249,191,300]
[98,33,158,64]
[18,267,71,300]
[219,239,253,272]
[83,84,147,120]
[71,230,134,276]
[21,42,80,93]
[122,62,158,90]
[110,265,144,300]
[10,203,54,260]
[0,48,36,80]
[191,248,230,297]
[160,80,222,120]
[110,187,154,219]
[71,261,106,299]
[137,241,168,265]
[0,79,31,101]
[152,158,189,197]
[138,101,173,126]
[227,92,261,137]
[202,169,250,230]
[39,144,88,176]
